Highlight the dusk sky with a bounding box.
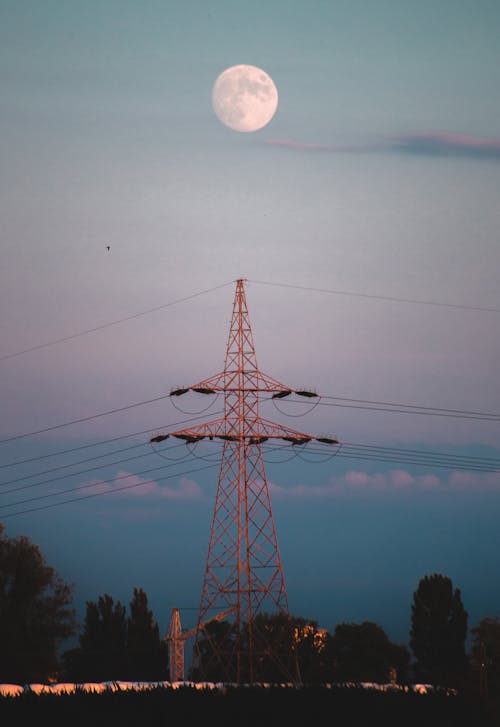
[1,0,499,659]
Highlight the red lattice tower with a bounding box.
[152,279,338,683]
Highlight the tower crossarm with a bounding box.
[170,369,308,396]
[151,416,339,446]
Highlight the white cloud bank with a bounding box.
[80,468,500,505]
[269,469,500,498]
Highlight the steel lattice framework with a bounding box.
[152,279,338,683]
[167,608,185,682]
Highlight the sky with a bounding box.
[1,0,499,663]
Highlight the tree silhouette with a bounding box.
[0,524,76,683]
[63,588,167,681]
[470,616,500,700]
[240,612,304,683]
[410,573,469,687]
[65,593,127,681]
[329,621,409,684]
[190,618,237,682]
[82,593,127,654]
[190,612,333,684]
[126,586,167,680]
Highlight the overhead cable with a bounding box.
[0,281,233,362]
[249,279,500,313]
[0,462,218,520]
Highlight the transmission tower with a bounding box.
[152,279,338,683]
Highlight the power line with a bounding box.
[321,395,500,420]
[0,462,218,520]
[334,444,500,472]
[2,275,497,523]
[0,440,495,505]
[335,450,499,473]
[1,279,497,446]
[336,453,496,472]
[176,436,500,470]
[339,441,499,465]
[0,394,173,444]
[183,437,500,472]
[14,437,500,505]
[268,395,500,422]
[2,437,498,519]
[0,281,233,362]
[1,433,498,514]
[0,427,156,471]
[0,411,223,470]
[249,279,500,313]
[0,440,148,489]
[1,384,497,486]
[266,445,499,472]
[319,402,500,422]
[0,447,160,496]
[260,440,500,470]
[2,384,496,450]
[0,391,497,494]
[0,455,210,512]
[0,388,497,503]
[2,277,497,370]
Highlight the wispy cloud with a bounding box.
[392,131,500,159]
[265,131,500,160]
[264,138,378,153]
[269,469,500,498]
[83,472,203,501]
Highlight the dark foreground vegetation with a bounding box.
[2,525,500,724]
[1,684,498,727]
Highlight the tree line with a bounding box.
[1,524,499,702]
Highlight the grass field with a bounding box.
[1,684,497,727]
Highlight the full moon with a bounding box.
[212,64,278,133]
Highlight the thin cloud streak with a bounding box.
[266,131,500,160]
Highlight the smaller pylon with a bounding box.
[166,606,236,682]
[167,608,184,682]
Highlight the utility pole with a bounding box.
[153,279,338,683]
